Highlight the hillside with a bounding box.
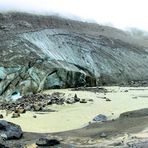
[0,12,148,98]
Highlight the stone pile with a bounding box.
[0,92,89,113]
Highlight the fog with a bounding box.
[0,0,148,32]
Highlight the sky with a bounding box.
[0,0,148,31]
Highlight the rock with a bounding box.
[50,99,59,104]
[0,120,23,139]
[32,104,42,111]
[132,96,138,99]
[113,142,123,146]
[66,98,75,104]
[106,98,111,101]
[11,113,20,118]
[0,114,3,119]
[128,139,148,147]
[74,94,77,98]
[100,132,107,138]
[88,99,93,102]
[0,143,7,148]
[11,144,24,148]
[124,90,128,92]
[74,94,80,102]
[15,108,26,114]
[102,97,107,99]
[57,99,64,105]
[80,99,87,103]
[33,115,37,118]
[47,100,52,105]
[18,20,32,28]
[98,87,108,93]
[25,105,32,111]
[36,138,60,146]
[93,114,107,122]
[0,24,7,30]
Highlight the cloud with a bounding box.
[0,0,148,31]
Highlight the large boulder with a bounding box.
[0,120,23,140]
[36,138,60,146]
[92,114,107,122]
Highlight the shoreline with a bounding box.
[1,86,148,133]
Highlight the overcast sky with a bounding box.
[0,0,148,31]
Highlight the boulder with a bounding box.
[47,100,52,105]
[80,99,87,103]
[33,115,37,118]
[66,98,75,104]
[74,94,80,102]
[93,114,107,122]
[88,99,93,102]
[100,132,107,138]
[106,98,111,101]
[36,138,60,146]
[32,104,42,111]
[25,105,32,111]
[0,143,8,148]
[11,113,20,118]
[0,114,3,119]
[0,120,23,139]
[15,108,26,114]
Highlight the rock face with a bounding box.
[1,12,148,98]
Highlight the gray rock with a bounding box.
[126,139,148,148]
[32,104,42,111]
[100,132,107,138]
[11,113,20,118]
[0,114,3,119]
[106,98,111,101]
[74,94,80,102]
[66,98,75,104]
[15,108,26,114]
[0,120,23,139]
[93,114,107,122]
[88,99,93,102]
[36,138,60,146]
[80,99,87,103]
[0,24,7,30]
[0,143,8,148]
[33,115,37,118]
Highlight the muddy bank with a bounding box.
[1,108,148,147]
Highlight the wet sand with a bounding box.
[1,86,148,133]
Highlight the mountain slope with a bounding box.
[0,12,148,98]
